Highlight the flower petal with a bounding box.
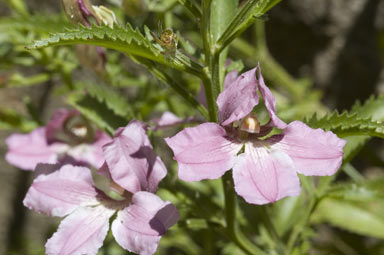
[217,68,260,125]
[5,128,57,170]
[45,109,78,144]
[223,70,239,89]
[23,165,100,217]
[45,206,114,255]
[112,192,179,255]
[103,120,167,193]
[271,121,346,176]
[233,144,300,205]
[68,131,111,169]
[256,64,287,129]
[165,123,242,181]
[152,111,184,128]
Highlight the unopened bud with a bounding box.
[61,0,101,26]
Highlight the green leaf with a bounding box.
[210,0,238,88]
[210,0,238,43]
[130,56,209,119]
[0,14,72,34]
[27,24,203,76]
[351,94,384,121]
[81,83,134,119]
[334,95,384,164]
[313,198,384,239]
[326,178,384,202]
[215,0,279,52]
[4,73,50,88]
[0,107,37,132]
[305,111,384,138]
[177,0,202,18]
[67,93,127,135]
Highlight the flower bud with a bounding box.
[61,0,101,26]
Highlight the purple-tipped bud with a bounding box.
[61,0,101,27]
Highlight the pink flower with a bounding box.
[23,121,179,255]
[165,65,346,205]
[6,109,111,170]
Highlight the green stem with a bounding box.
[202,69,218,122]
[210,52,221,105]
[222,172,266,255]
[286,196,321,253]
[201,0,212,67]
[343,163,365,183]
[135,57,209,119]
[215,0,273,53]
[178,0,202,18]
[259,206,285,254]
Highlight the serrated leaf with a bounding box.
[328,95,384,164]
[313,198,384,239]
[67,93,128,135]
[305,111,384,138]
[351,94,384,121]
[81,83,134,119]
[27,24,203,75]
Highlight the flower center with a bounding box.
[235,114,262,141]
[64,115,95,145]
[239,115,261,134]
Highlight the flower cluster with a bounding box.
[6,65,346,254]
[23,121,179,255]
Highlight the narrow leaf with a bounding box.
[313,198,384,239]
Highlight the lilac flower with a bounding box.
[6,109,111,170]
[23,121,179,255]
[165,65,346,205]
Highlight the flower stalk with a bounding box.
[222,172,265,255]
